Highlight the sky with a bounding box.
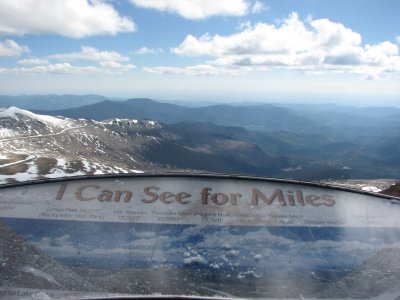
[0,0,399,105]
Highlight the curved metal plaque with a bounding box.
[1,174,399,299]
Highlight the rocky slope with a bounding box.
[380,182,400,197]
[0,107,286,184]
[0,107,166,184]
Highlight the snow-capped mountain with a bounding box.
[0,107,166,184]
[1,106,288,184]
[0,106,73,138]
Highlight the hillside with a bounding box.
[0,107,290,184]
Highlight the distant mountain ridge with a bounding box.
[0,94,109,110]
[36,98,319,132]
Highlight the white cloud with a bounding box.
[134,46,164,55]
[99,60,136,72]
[0,63,98,75]
[172,13,361,57]
[17,58,50,66]
[161,13,400,78]
[50,46,129,62]
[1,45,135,75]
[129,0,253,19]
[0,61,135,75]
[0,0,135,38]
[0,39,29,56]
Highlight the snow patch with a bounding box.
[0,154,36,168]
[81,159,92,172]
[0,106,68,127]
[45,158,85,178]
[0,157,39,183]
[0,128,17,138]
[103,118,139,125]
[113,166,129,173]
[361,186,382,193]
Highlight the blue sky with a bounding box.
[0,0,399,105]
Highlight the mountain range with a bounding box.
[35,98,321,133]
[0,94,109,111]
[38,97,400,179]
[1,96,400,184]
[0,106,290,184]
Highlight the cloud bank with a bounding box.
[0,46,135,75]
[146,13,400,78]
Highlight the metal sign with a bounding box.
[1,174,400,299]
[1,175,399,227]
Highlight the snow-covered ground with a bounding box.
[0,156,145,184]
[0,109,158,184]
[0,154,36,168]
[322,179,397,194]
[0,106,69,127]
